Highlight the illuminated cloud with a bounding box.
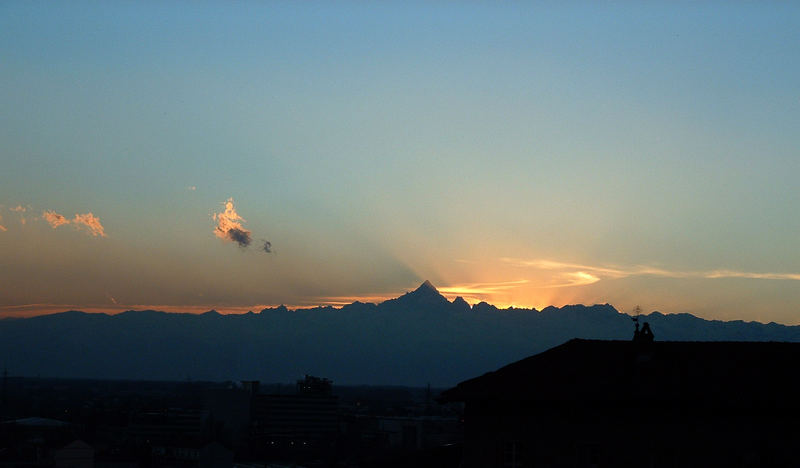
[187,186,197,191]
[9,204,30,224]
[703,270,800,281]
[438,280,528,296]
[0,214,6,232]
[213,197,252,248]
[43,210,70,228]
[72,212,107,237]
[501,257,800,286]
[42,210,107,237]
[547,272,602,288]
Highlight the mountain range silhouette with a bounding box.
[2,281,799,386]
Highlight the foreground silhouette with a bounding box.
[441,332,800,467]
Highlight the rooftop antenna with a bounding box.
[632,306,655,342]
[631,305,642,341]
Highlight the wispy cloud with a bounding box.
[213,197,252,247]
[547,271,602,288]
[438,280,529,296]
[702,270,800,281]
[501,257,800,285]
[9,204,31,225]
[187,185,197,191]
[43,210,107,237]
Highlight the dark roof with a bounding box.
[440,339,800,405]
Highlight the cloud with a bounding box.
[42,210,107,237]
[9,204,30,224]
[703,270,800,281]
[438,280,529,297]
[213,197,252,248]
[501,257,800,286]
[263,240,272,253]
[187,186,197,191]
[227,227,252,247]
[72,212,107,237]
[43,210,70,228]
[546,271,603,288]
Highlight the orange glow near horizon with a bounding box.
[0,303,305,318]
[1,279,560,318]
[12,253,800,319]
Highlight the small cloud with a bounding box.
[227,227,252,248]
[106,293,118,305]
[43,210,70,228]
[43,209,107,237]
[263,240,272,253]
[187,186,197,191]
[72,212,106,237]
[213,197,252,248]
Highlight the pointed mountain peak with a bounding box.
[381,280,449,309]
[415,280,438,294]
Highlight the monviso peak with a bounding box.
[383,280,450,311]
[415,280,439,295]
[400,280,450,306]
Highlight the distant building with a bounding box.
[440,339,800,467]
[295,375,332,396]
[128,408,215,465]
[252,376,339,448]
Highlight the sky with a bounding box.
[1,2,799,323]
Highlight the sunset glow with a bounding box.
[2,2,800,324]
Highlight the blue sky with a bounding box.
[2,1,800,323]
